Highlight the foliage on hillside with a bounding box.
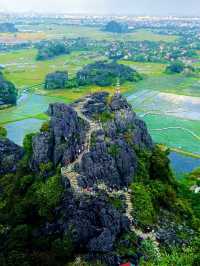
[44,71,69,90]
[165,61,195,74]
[36,41,70,61]
[77,61,142,86]
[0,72,18,106]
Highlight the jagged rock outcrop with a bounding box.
[31,92,153,186]
[42,190,129,265]
[31,103,88,171]
[0,92,197,266]
[82,91,109,118]
[0,138,24,175]
[77,93,153,188]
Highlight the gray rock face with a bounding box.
[31,93,153,186]
[83,91,109,118]
[0,138,24,175]
[109,93,131,111]
[87,228,114,252]
[44,192,129,259]
[31,132,53,171]
[79,136,137,188]
[78,93,153,188]
[31,103,88,171]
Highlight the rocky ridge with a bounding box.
[28,92,155,264]
[30,92,153,189]
[1,92,193,266]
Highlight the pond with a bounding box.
[5,118,45,146]
[1,92,67,146]
[0,93,67,125]
[169,152,200,178]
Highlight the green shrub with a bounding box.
[115,231,138,257]
[23,133,36,156]
[40,121,50,132]
[135,150,151,182]
[148,181,176,209]
[0,126,7,137]
[39,162,54,178]
[97,111,114,123]
[52,233,74,259]
[165,61,185,74]
[35,175,64,217]
[130,183,156,227]
[139,239,160,264]
[109,195,124,210]
[141,246,196,266]
[108,143,121,157]
[149,146,175,185]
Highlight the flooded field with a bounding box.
[169,152,200,177]
[5,118,44,146]
[128,90,200,155]
[0,93,66,124]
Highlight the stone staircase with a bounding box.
[60,97,159,251]
[61,97,100,191]
[124,191,159,248]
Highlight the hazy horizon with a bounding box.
[0,0,200,16]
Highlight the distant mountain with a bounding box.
[104,20,129,33]
[0,22,18,33]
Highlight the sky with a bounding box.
[0,0,200,16]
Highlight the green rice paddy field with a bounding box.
[1,49,106,88]
[143,114,200,155]
[0,28,200,159]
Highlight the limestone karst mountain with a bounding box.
[0,93,198,266]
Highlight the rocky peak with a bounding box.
[109,93,132,111]
[30,93,153,187]
[31,103,88,172]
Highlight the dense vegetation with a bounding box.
[0,72,18,106]
[117,146,200,265]
[165,61,185,73]
[77,61,142,86]
[0,136,199,265]
[44,71,69,90]
[36,41,70,61]
[104,21,129,33]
